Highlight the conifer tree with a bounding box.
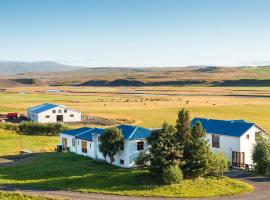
[175,108,192,174]
[147,122,183,173]
[175,109,191,147]
[185,122,211,177]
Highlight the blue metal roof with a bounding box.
[76,128,105,141]
[116,125,151,139]
[61,127,92,136]
[191,118,254,137]
[28,103,58,114]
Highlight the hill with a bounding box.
[0,61,82,75]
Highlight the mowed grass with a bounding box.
[0,130,58,156]
[0,192,53,200]
[0,153,252,198]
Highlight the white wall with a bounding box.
[93,136,148,168]
[206,133,240,164]
[240,126,266,165]
[59,133,77,153]
[76,139,95,158]
[29,106,81,123]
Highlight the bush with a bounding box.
[135,151,150,166]
[162,165,183,184]
[252,138,270,174]
[18,122,67,136]
[206,152,228,177]
[0,123,18,132]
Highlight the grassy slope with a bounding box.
[0,130,58,156]
[0,153,252,198]
[0,192,53,200]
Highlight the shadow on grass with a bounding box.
[0,152,160,192]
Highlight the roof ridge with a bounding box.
[75,128,94,137]
[128,126,139,139]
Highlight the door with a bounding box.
[62,137,67,148]
[56,115,63,122]
[232,151,245,168]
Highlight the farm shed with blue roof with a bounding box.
[27,103,81,123]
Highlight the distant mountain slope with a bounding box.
[0,61,82,74]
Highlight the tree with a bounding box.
[175,109,191,147]
[147,122,183,174]
[175,109,191,172]
[184,122,211,178]
[99,127,123,163]
[207,152,228,177]
[252,137,270,174]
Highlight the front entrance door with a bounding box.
[56,115,63,122]
[232,151,245,168]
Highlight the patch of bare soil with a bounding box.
[0,154,38,166]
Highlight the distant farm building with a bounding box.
[27,103,81,123]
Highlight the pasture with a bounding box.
[0,85,269,156]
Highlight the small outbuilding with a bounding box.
[27,103,81,123]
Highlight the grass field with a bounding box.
[0,85,269,156]
[0,130,58,156]
[0,192,53,200]
[0,153,252,198]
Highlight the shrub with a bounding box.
[0,123,18,132]
[135,151,151,166]
[18,122,66,136]
[252,138,270,174]
[162,165,183,184]
[206,152,228,177]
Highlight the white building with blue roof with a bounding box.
[191,118,268,168]
[59,118,267,168]
[27,103,81,123]
[59,124,151,168]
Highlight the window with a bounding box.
[246,134,250,139]
[78,140,79,145]
[212,134,220,148]
[64,109,67,113]
[89,143,91,148]
[120,141,124,150]
[70,114,74,117]
[58,110,62,113]
[112,157,115,163]
[98,136,101,142]
[82,141,87,153]
[52,110,56,113]
[45,115,50,118]
[72,139,76,147]
[120,159,124,165]
[137,141,144,151]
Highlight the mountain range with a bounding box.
[0,61,82,75]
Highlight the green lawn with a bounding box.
[0,153,252,198]
[0,130,58,156]
[0,192,53,200]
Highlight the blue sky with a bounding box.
[0,0,270,67]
